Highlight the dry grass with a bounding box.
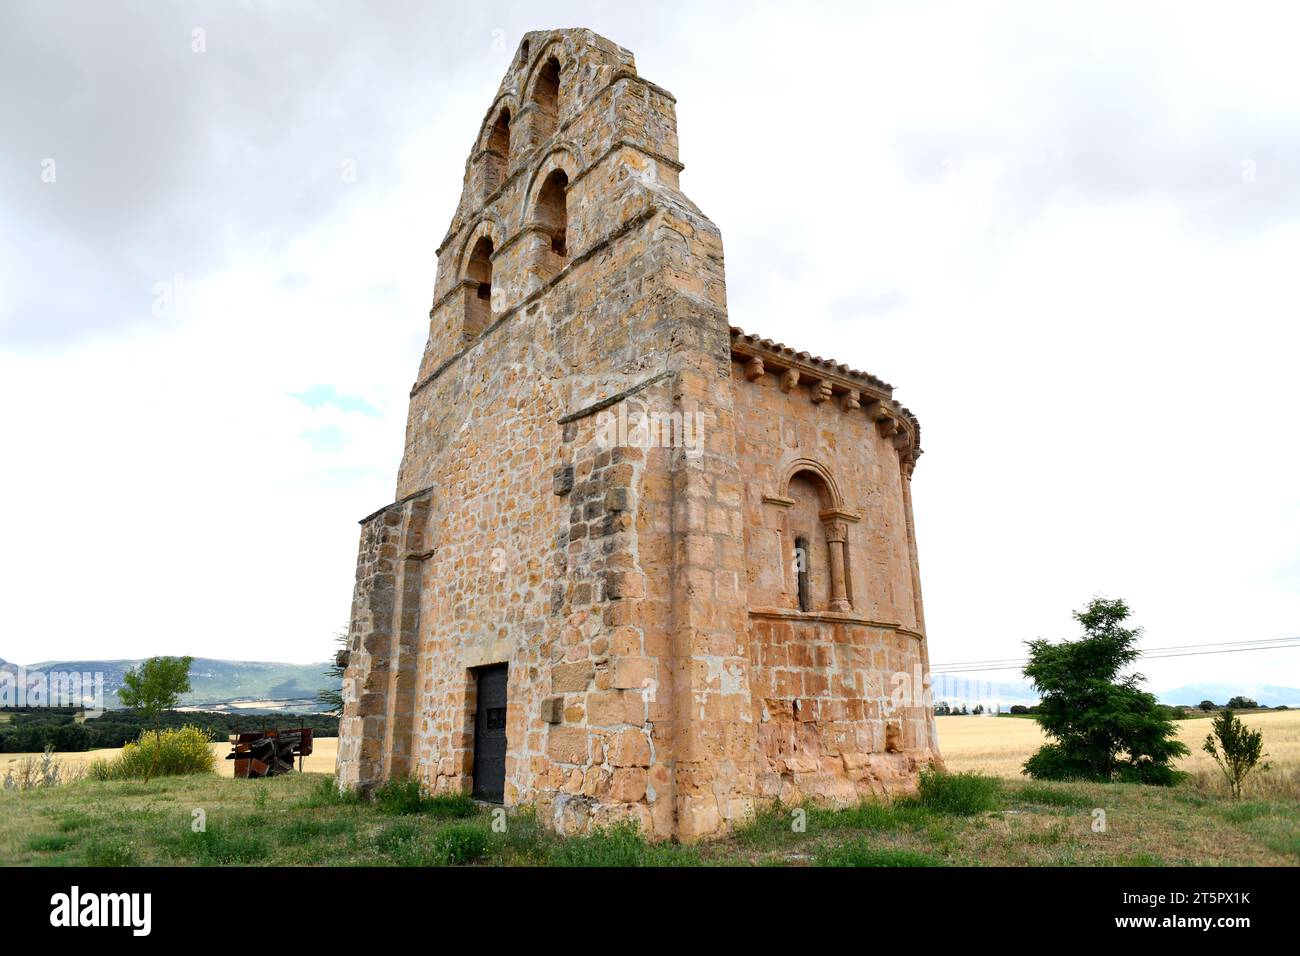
[937,709,1300,797]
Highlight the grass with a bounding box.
[814,841,946,867]
[2,711,1297,867]
[1,768,1294,867]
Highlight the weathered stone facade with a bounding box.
[337,28,942,841]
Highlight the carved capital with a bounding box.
[810,380,833,404]
[840,388,861,411]
[745,356,765,381]
[779,368,800,393]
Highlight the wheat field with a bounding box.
[938,709,1300,797]
[2,737,340,779]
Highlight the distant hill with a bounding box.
[1156,683,1300,708]
[0,656,337,714]
[930,674,1300,710]
[931,674,1040,708]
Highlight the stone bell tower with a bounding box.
[337,28,941,842]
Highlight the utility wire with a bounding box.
[931,636,1300,675]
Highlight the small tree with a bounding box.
[1203,709,1269,800]
[118,656,193,782]
[1198,700,1217,712]
[1226,695,1259,710]
[318,628,349,716]
[1023,598,1188,785]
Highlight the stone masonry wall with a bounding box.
[338,27,941,840]
[729,346,943,803]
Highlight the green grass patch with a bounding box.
[1014,785,1094,809]
[549,821,700,867]
[301,776,364,808]
[915,770,1001,815]
[173,823,270,865]
[814,840,946,867]
[28,833,75,852]
[428,823,490,865]
[372,778,479,818]
[83,837,140,867]
[809,800,931,831]
[276,815,356,842]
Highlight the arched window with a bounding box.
[535,169,568,258]
[532,56,561,140]
[484,109,510,192]
[488,109,510,158]
[787,475,830,612]
[785,468,854,613]
[464,236,494,337]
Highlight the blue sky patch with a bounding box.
[290,384,382,417]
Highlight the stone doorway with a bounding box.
[471,664,508,803]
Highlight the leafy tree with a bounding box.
[1226,695,1259,710]
[53,722,93,751]
[1022,598,1188,785]
[1203,709,1269,800]
[118,656,193,781]
[1198,700,1217,712]
[318,628,349,717]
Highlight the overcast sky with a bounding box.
[2,1,1297,697]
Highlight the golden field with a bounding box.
[2,737,339,778]
[937,709,1300,797]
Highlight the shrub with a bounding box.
[814,840,945,867]
[1203,709,1270,800]
[90,726,216,781]
[915,769,1000,815]
[2,746,80,790]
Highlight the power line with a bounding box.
[931,636,1300,675]
[934,634,1299,668]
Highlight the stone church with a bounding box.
[337,28,942,841]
